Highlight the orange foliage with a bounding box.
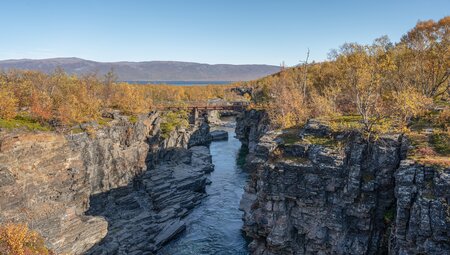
[243,16,449,133]
[0,69,243,127]
[0,223,52,255]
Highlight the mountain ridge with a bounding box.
[0,57,280,81]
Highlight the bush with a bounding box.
[160,111,189,138]
[0,223,52,255]
[110,84,154,115]
[0,87,18,120]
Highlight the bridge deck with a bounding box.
[156,104,248,111]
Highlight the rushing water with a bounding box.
[158,122,249,255]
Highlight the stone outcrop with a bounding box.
[235,109,270,154]
[210,130,229,141]
[0,112,213,255]
[394,160,450,254]
[206,110,223,126]
[85,146,213,255]
[237,111,450,255]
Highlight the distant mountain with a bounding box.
[0,58,280,81]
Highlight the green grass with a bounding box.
[70,127,85,134]
[326,115,363,132]
[407,130,450,167]
[304,135,341,148]
[97,117,113,126]
[277,127,302,145]
[0,116,51,131]
[430,132,450,155]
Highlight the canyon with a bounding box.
[0,112,213,254]
[0,109,449,255]
[236,110,450,255]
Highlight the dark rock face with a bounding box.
[0,112,213,255]
[237,112,450,255]
[235,110,270,154]
[85,146,213,255]
[394,160,450,254]
[210,130,229,141]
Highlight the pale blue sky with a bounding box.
[0,0,449,65]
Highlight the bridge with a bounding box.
[156,101,249,111]
[155,102,249,124]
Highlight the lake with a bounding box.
[123,81,233,86]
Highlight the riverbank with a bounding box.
[0,112,213,254]
[236,109,450,255]
[159,120,250,254]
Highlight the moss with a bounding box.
[236,145,249,166]
[280,156,311,164]
[97,117,113,126]
[71,127,85,134]
[128,115,138,124]
[430,132,450,155]
[326,115,363,132]
[384,208,395,223]
[0,115,51,131]
[407,130,450,167]
[277,127,302,145]
[160,110,189,139]
[333,115,363,123]
[304,135,341,148]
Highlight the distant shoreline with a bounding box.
[124,80,233,86]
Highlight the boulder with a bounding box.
[210,130,229,141]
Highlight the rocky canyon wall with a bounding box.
[236,110,450,255]
[0,112,213,254]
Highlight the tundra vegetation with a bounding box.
[239,17,449,167]
[0,69,242,129]
[0,17,448,247]
[0,223,52,255]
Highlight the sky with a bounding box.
[0,0,449,66]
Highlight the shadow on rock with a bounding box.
[85,145,214,255]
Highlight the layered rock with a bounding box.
[0,112,213,254]
[235,109,270,154]
[394,160,450,254]
[85,146,213,255]
[237,112,450,255]
[210,130,229,141]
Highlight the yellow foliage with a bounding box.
[111,84,152,115]
[244,16,449,137]
[390,89,433,125]
[0,69,243,127]
[0,87,18,120]
[0,223,52,255]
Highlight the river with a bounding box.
[158,121,249,255]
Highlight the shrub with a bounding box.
[30,91,53,121]
[0,223,52,255]
[160,111,189,138]
[0,87,18,120]
[112,84,152,115]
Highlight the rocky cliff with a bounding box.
[236,111,450,255]
[0,112,213,254]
